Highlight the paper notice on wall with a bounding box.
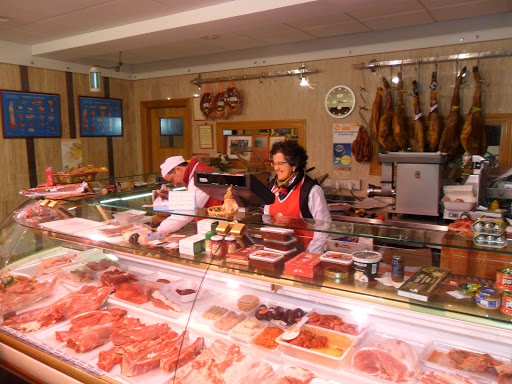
[61,139,82,171]
[332,123,359,168]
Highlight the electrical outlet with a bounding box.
[323,179,361,190]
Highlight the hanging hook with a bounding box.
[359,87,368,108]
[359,108,369,128]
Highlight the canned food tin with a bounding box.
[391,255,405,283]
[496,268,512,291]
[475,287,502,310]
[500,291,512,315]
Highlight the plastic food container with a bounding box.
[320,251,353,273]
[200,305,229,322]
[250,325,285,351]
[351,250,382,282]
[250,249,296,271]
[284,252,323,278]
[423,341,511,382]
[212,310,246,334]
[112,210,147,224]
[230,317,266,343]
[143,271,174,291]
[171,279,200,302]
[473,233,507,248]
[263,238,297,252]
[472,217,507,235]
[276,325,355,369]
[260,227,294,242]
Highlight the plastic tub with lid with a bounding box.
[260,227,294,242]
[351,250,382,282]
[263,237,297,252]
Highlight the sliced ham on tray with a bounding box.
[270,367,316,384]
[419,371,478,384]
[2,285,113,332]
[352,338,421,383]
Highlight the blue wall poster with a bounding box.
[79,96,123,137]
[332,123,359,168]
[1,90,61,138]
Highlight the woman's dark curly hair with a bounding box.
[269,141,308,170]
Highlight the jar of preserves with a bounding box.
[211,235,225,258]
[225,235,237,254]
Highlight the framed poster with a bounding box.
[1,90,61,138]
[79,96,123,137]
[198,124,213,149]
[226,135,252,160]
[268,136,286,160]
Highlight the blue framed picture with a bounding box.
[79,96,123,137]
[1,90,61,138]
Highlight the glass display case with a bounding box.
[1,191,512,384]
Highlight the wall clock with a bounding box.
[324,85,356,118]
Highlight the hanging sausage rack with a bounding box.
[190,63,318,86]
[354,49,512,70]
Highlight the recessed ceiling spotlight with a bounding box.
[459,37,464,42]
[0,16,11,22]
[201,34,219,40]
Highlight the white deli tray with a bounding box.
[230,316,266,343]
[276,324,356,369]
[423,341,510,383]
[13,250,79,276]
[211,310,247,335]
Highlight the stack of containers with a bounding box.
[249,227,298,270]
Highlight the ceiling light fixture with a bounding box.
[0,16,11,22]
[89,51,124,92]
[299,73,309,87]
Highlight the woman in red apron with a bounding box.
[264,142,331,254]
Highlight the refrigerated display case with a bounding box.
[1,192,512,384]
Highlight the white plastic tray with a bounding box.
[40,218,105,234]
[423,341,509,383]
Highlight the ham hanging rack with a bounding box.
[354,49,512,70]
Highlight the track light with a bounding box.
[89,67,102,92]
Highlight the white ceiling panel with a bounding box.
[428,0,511,21]
[0,0,510,73]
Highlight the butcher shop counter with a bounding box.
[1,197,512,384]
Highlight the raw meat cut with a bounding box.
[150,290,182,312]
[419,371,477,384]
[378,77,399,151]
[2,285,113,332]
[410,80,425,152]
[56,308,127,342]
[172,339,273,384]
[270,366,316,384]
[66,324,119,353]
[461,66,486,155]
[97,322,179,372]
[114,282,151,304]
[99,267,138,289]
[352,338,421,382]
[121,331,192,376]
[37,253,76,275]
[160,336,204,373]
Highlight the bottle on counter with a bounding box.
[225,235,237,254]
[205,231,215,254]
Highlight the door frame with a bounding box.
[140,98,192,174]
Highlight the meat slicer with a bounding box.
[368,152,447,216]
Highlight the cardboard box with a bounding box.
[284,252,322,278]
[179,234,205,256]
[197,219,219,236]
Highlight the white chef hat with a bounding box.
[160,156,185,177]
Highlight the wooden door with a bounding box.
[141,99,192,173]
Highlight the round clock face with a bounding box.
[324,85,356,118]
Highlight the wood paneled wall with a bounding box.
[132,38,512,193]
[1,38,512,221]
[0,68,136,221]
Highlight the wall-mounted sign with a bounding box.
[332,123,359,168]
[79,96,122,137]
[1,90,61,138]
